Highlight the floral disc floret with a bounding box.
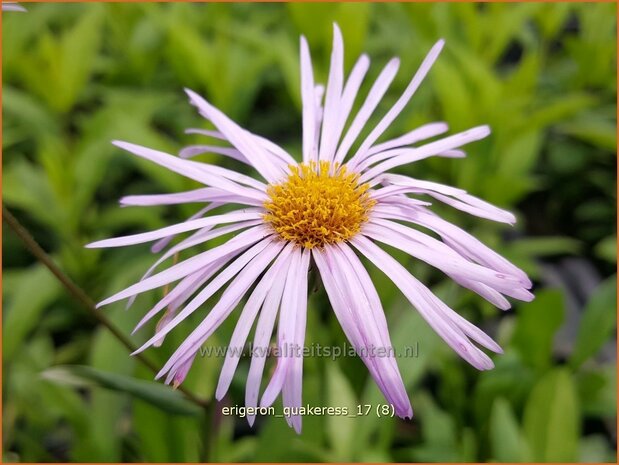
[263,161,376,249]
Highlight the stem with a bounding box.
[3,205,209,408]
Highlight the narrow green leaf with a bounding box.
[42,365,202,416]
[3,265,61,360]
[512,290,564,370]
[570,276,617,368]
[523,368,580,461]
[489,398,532,462]
[326,363,358,461]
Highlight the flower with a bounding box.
[1,2,26,12]
[87,24,533,433]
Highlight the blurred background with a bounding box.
[2,2,617,462]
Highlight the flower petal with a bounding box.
[260,248,305,408]
[347,39,445,169]
[86,209,264,249]
[2,2,26,11]
[359,125,491,183]
[136,237,278,354]
[282,248,310,433]
[352,235,495,370]
[333,58,400,165]
[331,244,412,418]
[245,251,291,426]
[364,220,526,296]
[157,240,287,381]
[185,89,286,182]
[318,24,345,164]
[127,218,261,310]
[215,242,295,400]
[186,128,296,166]
[112,140,267,199]
[355,123,451,171]
[313,247,412,418]
[367,122,449,157]
[300,36,317,164]
[131,251,239,335]
[94,225,271,307]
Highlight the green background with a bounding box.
[2,2,617,462]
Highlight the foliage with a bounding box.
[3,3,616,462]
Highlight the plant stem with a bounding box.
[3,205,209,408]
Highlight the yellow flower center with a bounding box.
[263,161,375,249]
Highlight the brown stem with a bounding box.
[3,205,209,408]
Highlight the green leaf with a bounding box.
[570,276,617,368]
[42,365,202,416]
[511,290,564,370]
[523,368,580,461]
[326,363,358,461]
[509,236,581,257]
[3,265,61,360]
[489,398,532,462]
[409,393,459,462]
[595,235,617,263]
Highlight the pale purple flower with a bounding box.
[1,2,26,12]
[88,24,533,432]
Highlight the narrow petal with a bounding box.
[347,40,445,169]
[121,188,220,206]
[333,58,400,165]
[127,218,259,310]
[314,248,412,418]
[430,192,515,224]
[179,145,247,163]
[282,248,310,433]
[364,220,526,295]
[331,244,412,418]
[215,242,295,400]
[376,203,531,286]
[355,123,450,171]
[351,235,495,370]
[359,125,491,183]
[122,190,262,209]
[245,252,291,426]
[314,85,325,150]
[378,174,515,224]
[185,89,285,182]
[112,140,267,200]
[136,237,278,354]
[86,209,263,248]
[260,248,304,408]
[149,203,222,256]
[366,122,449,156]
[157,240,287,381]
[131,252,237,335]
[449,275,512,310]
[2,2,26,11]
[327,54,370,163]
[95,226,271,307]
[318,24,344,163]
[186,128,296,166]
[300,37,317,163]
[184,128,226,140]
[171,354,196,388]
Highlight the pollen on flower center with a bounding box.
[263,161,376,249]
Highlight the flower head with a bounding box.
[88,24,533,433]
[263,161,375,249]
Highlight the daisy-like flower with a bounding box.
[1,2,26,12]
[88,24,533,432]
